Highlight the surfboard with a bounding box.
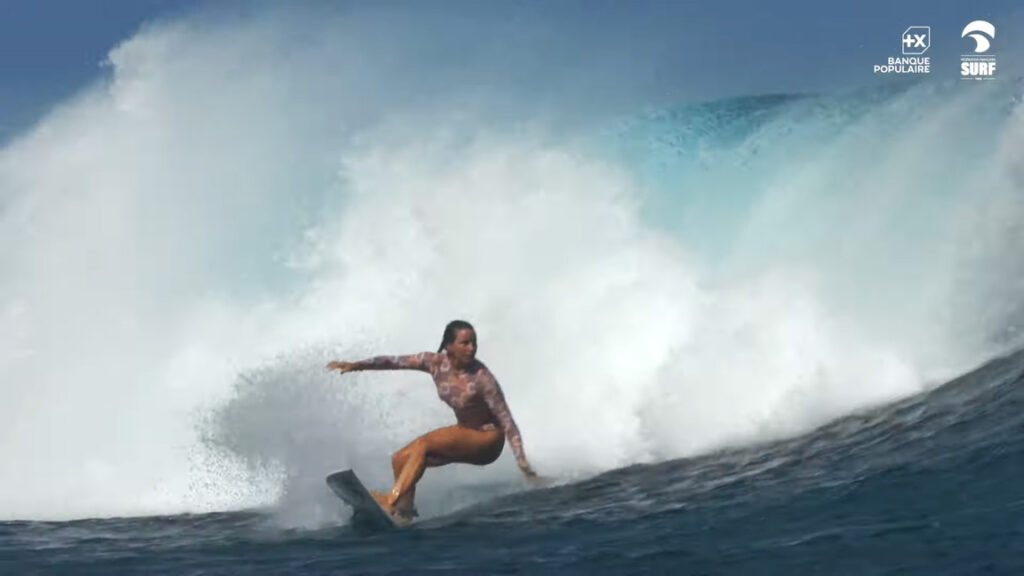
[325,469,406,530]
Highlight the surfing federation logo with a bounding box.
[961,20,996,79]
[874,26,930,74]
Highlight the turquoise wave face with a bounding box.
[603,82,1023,349]
[609,85,1003,253]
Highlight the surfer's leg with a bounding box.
[386,426,504,511]
[389,443,450,514]
[390,449,423,514]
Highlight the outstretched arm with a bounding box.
[480,372,536,478]
[327,352,436,374]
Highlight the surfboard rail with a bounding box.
[326,469,405,530]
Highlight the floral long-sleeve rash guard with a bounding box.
[352,351,527,464]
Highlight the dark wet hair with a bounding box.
[438,320,475,353]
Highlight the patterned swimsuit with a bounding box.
[352,351,527,464]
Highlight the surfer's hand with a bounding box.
[519,463,552,488]
[518,459,538,479]
[523,469,544,488]
[327,361,357,374]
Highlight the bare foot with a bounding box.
[370,490,418,524]
[369,490,394,514]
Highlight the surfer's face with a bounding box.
[448,329,477,365]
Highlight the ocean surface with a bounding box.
[3,348,1022,574]
[3,6,1024,575]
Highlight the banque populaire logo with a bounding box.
[902,26,930,55]
[874,26,930,75]
[961,20,996,79]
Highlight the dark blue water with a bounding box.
[4,348,1022,575]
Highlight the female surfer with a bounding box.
[326,320,537,520]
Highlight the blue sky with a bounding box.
[0,0,204,136]
[1,0,1020,140]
